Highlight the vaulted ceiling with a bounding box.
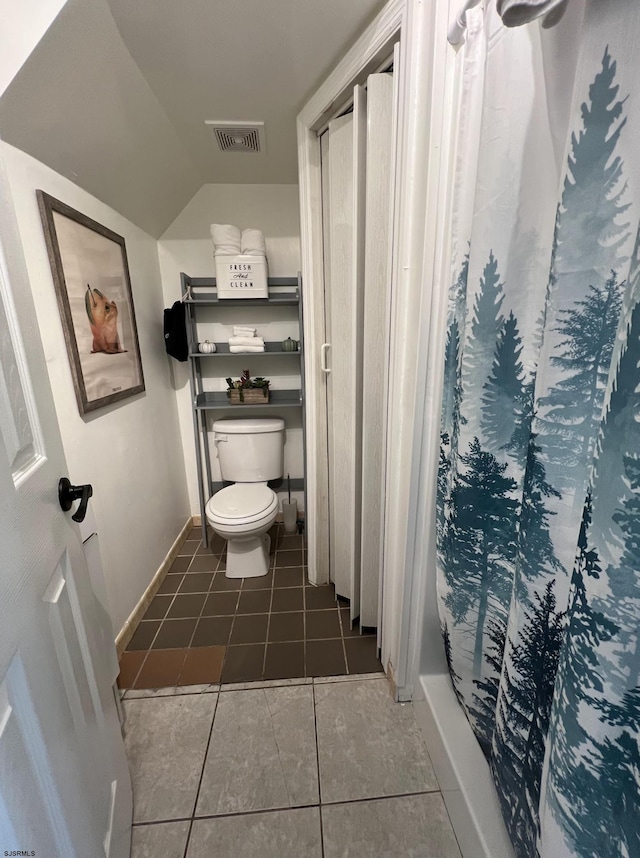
[0,0,385,236]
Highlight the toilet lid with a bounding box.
[208,484,275,520]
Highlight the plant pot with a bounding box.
[226,388,270,404]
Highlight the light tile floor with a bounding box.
[125,675,462,857]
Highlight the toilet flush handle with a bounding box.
[321,343,331,375]
[214,434,228,445]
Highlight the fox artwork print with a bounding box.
[85,284,126,355]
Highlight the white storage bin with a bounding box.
[215,255,268,299]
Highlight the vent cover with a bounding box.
[205,121,265,154]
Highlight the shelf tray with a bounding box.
[186,293,299,307]
[196,390,302,410]
[182,276,299,307]
[190,342,301,357]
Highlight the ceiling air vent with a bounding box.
[205,121,265,154]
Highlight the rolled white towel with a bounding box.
[211,223,241,255]
[229,336,265,348]
[229,345,265,354]
[241,228,266,256]
[496,0,568,27]
[233,326,257,337]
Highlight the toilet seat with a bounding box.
[206,483,277,528]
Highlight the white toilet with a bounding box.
[205,417,285,578]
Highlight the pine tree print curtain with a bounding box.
[436,2,640,855]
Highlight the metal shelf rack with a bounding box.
[180,273,306,547]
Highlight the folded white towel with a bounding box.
[496,0,568,27]
[229,336,265,348]
[241,228,267,256]
[211,224,241,255]
[233,326,257,337]
[229,345,265,354]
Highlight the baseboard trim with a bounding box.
[115,517,195,657]
[413,674,515,858]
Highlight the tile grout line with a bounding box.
[267,524,285,678]
[184,801,322,825]
[216,549,239,683]
[182,689,221,858]
[336,599,350,676]
[126,672,384,701]
[125,687,219,701]
[259,543,276,678]
[135,787,446,830]
[312,681,326,858]
[320,788,444,808]
[133,816,193,827]
[184,542,198,574]
[125,649,149,692]
[142,606,348,621]
[225,634,345,646]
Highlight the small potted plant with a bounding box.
[226,369,271,404]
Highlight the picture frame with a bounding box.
[37,191,145,415]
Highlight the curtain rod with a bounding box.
[448,0,482,45]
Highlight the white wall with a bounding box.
[2,142,190,636]
[158,183,304,515]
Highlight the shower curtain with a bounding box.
[436,1,640,856]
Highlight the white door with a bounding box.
[0,152,132,855]
[326,85,367,620]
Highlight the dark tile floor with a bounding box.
[118,523,382,689]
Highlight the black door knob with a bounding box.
[58,477,93,523]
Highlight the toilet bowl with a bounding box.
[205,417,285,578]
[205,483,278,578]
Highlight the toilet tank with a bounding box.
[212,418,285,482]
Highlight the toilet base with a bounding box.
[225,533,271,579]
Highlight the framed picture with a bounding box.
[37,191,145,415]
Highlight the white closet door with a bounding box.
[327,85,367,616]
[320,131,334,584]
[360,72,395,628]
